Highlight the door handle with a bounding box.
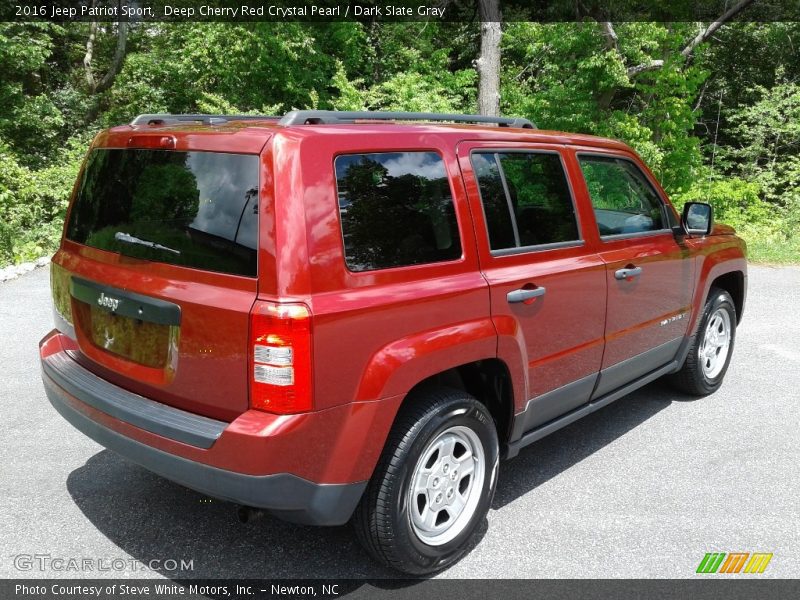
[615,266,643,280]
[507,286,546,304]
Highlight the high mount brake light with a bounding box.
[249,301,312,414]
[127,135,177,149]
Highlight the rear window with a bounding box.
[334,152,461,272]
[66,149,259,277]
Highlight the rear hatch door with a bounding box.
[53,134,269,421]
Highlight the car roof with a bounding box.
[113,119,631,153]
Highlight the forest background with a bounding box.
[1,13,799,266]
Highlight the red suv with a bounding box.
[40,110,746,574]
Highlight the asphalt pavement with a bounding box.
[1,265,798,579]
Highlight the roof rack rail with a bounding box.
[278,110,536,129]
[129,111,536,129]
[130,114,279,126]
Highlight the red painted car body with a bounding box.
[40,115,747,525]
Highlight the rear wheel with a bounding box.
[353,388,499,574]
[670,288,737,396]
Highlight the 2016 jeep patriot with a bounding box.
[40,110,746,574]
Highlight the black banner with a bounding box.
[2,0,800,23]
[3,579,800,600]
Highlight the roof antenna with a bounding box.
[709,91,723,180]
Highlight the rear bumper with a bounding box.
[44,375,364,524]
[38,330,398,526]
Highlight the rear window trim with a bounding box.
[332,149,466,275]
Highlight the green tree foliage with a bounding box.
[0,20,798,266]
[0,135,88,264]
[105,23,355,120]
[723,79,800,209]
[501,22,707,194]
[688,78,800,262]
[0,23,69,166]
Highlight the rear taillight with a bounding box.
[249,301,312,414]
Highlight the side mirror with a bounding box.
[681,202,713,236]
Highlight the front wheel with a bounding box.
[670,288,737,396]
[353,388,499,575]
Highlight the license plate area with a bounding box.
[73,303,177,368]
[70,277,181,370]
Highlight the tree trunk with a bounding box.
[82,2,99,91]
[594,0,755,110]
[94,20,128,94]
[624,0,756,78]
[477,0,501,117]
[83,0,129,95]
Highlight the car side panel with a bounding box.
[564,147,695,395]
[285,131,493,411]
[682,236,748,335]
[354,318,499,400]
[457,141,607,426]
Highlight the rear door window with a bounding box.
[66,149,259,277]
[472,151,580,252]
[334,152,462,272]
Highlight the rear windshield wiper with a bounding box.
[114,232,181,255]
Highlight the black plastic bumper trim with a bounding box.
[42,374,366,526]
[505,359,679,459]
[42,351,225,449]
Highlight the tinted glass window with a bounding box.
[578,156,665,236]
[66,149,259,277]
[471,153,516,250]
[472,151,580,250]
[335,152,461,271]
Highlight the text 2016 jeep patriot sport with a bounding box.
[40,110,747,574]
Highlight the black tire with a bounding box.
[669,288,737,396]
[353,387,499,575]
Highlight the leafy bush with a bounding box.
[673,178,769,228]
[1,21,798,267]
[0,135,87,266]
[674,177,799,264]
